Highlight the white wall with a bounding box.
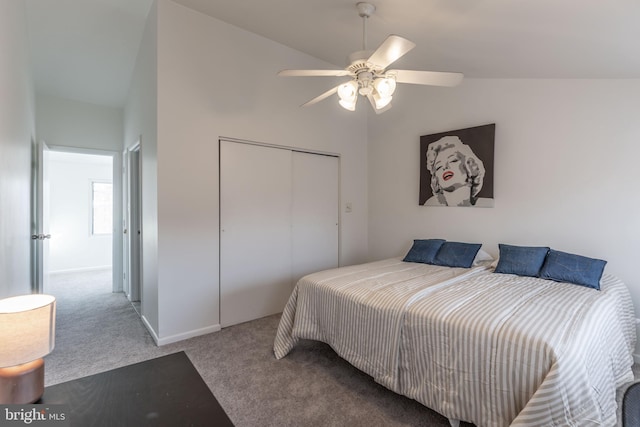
[124,0,369,344]
[124,0,159,337]
[48,152,113,273]
[0,0,35,298]
[368,78,640,350]
[36,94,123,152]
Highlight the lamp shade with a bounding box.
[0,295,55,368]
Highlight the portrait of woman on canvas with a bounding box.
[419,124,495,207]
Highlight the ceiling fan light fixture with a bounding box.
[339,98,357,111]
[374,93,392,109]
[373,77,396,98]
[338,80,358,111]
[337,81,358,102]
[358,86,373,96]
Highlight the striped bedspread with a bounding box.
[274,258,488,387]
[273,258,635,427]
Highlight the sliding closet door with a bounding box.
[291,151,339,282]
[220,141,292,327]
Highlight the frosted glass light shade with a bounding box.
[337,81,358,102]
[0,295,56,368]
[374,94,392,109]
[373,77,396,98]
[339,98,357,111]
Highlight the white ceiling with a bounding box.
[26,0,154,107]
[26,0,640,108]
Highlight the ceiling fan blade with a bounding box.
[301,85,340,107]
[390,69,463,87]
[278,69,351,77]
[366,94,392,114]
[367,35,416,70]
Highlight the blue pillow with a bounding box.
[539,249,607,290]
[433,241,482,268]
[494,244,549,277]
[403,239,445,264]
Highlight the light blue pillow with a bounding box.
[403,239,445,264]
[433,241,482,268]
[539,249,607,290]
[494,244,549,277]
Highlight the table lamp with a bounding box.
[0,294,56,404]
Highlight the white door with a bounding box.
[33,140,51,293]
[125,144,142,302]
[122,149,130,297]
[220,141,293,327]
[292,151,339,282]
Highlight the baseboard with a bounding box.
[156,324,222,346]
[50,265,112,274]
[140,315,221,347]
[141,315,160,345]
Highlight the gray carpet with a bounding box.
[45,269,637,427]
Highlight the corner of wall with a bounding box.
[155,324,221,346]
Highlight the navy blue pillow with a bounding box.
[403,239,445,264]
[539,249,607,290]
[494,244,550,277]
[433,242,482,268]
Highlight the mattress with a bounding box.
[273,258,635,426]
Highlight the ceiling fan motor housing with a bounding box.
[347,50,386,95]
[347,50,374,73]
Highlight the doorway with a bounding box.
[33,144,122,295]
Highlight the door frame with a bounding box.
[32,140,50,293]
[33,144,123,293]
[123,138,142,303]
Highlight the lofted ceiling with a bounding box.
[25,0,640,108]
[26,0,154,108]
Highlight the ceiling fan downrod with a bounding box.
[356,2,376,51]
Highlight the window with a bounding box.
[92,181,112,235]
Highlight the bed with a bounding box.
[273,250,636,427]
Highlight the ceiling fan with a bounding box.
[278,2,463,114]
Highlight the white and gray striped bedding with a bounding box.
[274,258,488,386]
[273,258,636,427]
[398,271,634,426]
